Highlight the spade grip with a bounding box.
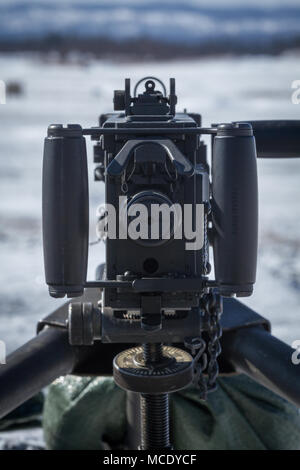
[42,124,89,298]
[212,123,258,297]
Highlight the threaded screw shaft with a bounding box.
[140,343,170,449]
[143,343,164,364]
[140,393,170,449]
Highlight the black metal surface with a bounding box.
[84,280,132,289]
[221,298,270,332]
[0,296,298,419]
[0,327,131,419]
[222,326,300,408]
[101,308,202,344]
[101,81,209,320]
[140,393,170,450]
[248,120,300,158]
[82,127,217,136]
[37,287,100,333]
[132,277,204,292]
[140,344,170,449]
[143,343,164,363]
[0,328,75,419]
[106,139,194,177]
[68,302,101,346]
[37,294,270,346]
[38,293,269,345]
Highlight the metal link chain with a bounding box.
[184,334,207,400]
[185,289,222,399]
[206,291,222,392]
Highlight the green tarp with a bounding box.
[43,374,300,450]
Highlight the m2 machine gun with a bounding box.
[0,77,300,450]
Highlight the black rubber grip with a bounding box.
[212,123,258,297]
[42,125,89,298]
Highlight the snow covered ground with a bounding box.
[0,427,44,450]
[0,53,300,355]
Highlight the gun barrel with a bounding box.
[248,120,300,158]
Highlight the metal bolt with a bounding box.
[140,343,171,449]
